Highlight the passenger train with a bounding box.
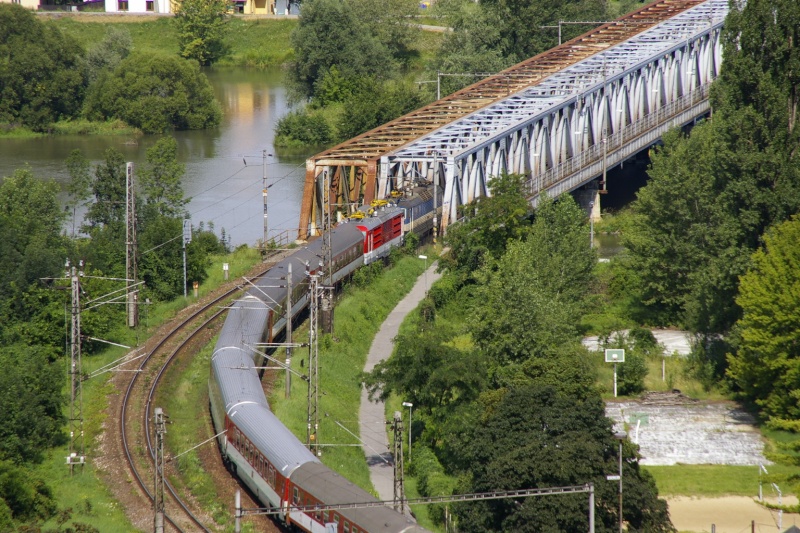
[209,188,436,533]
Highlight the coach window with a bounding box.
[293,487,300,505]
[344,521,350,533]
[268,465,276,487]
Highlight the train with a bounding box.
[209,188,436,533]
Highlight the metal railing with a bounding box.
[525,83,712,202]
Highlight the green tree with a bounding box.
[430,0,512,96]
[84,53,221,134]
[727,217,800,421]
[0,460,58,526]
[0,4,86,130]
[0,169,70,347]
[174,0,230,66]
[454,384,674,532]
[336,79,423,141]
[470,195,595,365]
[275,109,334,148]
[480,0,606,62]
[0,345,65,463]
[441,172,531,279]
[288,0,410,101]
[84,26,132,84]
[139,137,189,219]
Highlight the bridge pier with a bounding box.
[574,184,602,222]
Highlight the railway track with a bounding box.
[118,254,284,532]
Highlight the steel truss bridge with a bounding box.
[298,0,729,238]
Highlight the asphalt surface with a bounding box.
[359,262,441,506]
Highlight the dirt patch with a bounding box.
[667,495,799,533]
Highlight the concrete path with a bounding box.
[360,262,442,502]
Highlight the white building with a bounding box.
[104,0,172,13]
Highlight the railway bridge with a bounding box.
[298,0,728,238]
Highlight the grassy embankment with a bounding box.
[155,249,438,531]
[33,246,263,531]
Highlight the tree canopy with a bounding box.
[174,0,230,66]
[84,53,221,134]
[0,4,86,130]
[454,384,673,533]
[619,0,800,339]
[288,0,417,101]
[727,216,800,421]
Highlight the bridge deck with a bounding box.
[310,0,704,162]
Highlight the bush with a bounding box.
[274,109,333,148]
[84,53,221,134]
[428,273,460,309]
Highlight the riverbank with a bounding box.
[47,14,297,68]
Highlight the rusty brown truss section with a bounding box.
[299,0,707,238]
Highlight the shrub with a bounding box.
[84,53,221,134]
[274,109,333,148]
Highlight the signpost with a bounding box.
[605,349,625,398]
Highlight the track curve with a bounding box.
[117,255,282,531]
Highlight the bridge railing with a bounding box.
[525,84,712,201]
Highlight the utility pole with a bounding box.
[182,219,191,298]
[320,170,333,334]
[284,262,292,399]
[67,261,86,474]
[432,152,439,244]
[262,150,272,249]
[391,411,406,514]
[306,263,320,456]
[153,407,167,533]
[125,162,138,328]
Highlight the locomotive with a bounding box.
[209,192,435,533]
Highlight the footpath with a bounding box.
[359,261,441,504]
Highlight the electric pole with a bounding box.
[125,162,138,327]
[391,411,406,514]
[153,407,167,533]
[320,170,333,333]
[284,262,292,399]
[67,261,86,474]
[306,263,320,456]
[262,150,272,250]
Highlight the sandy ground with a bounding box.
[667,495,800,533]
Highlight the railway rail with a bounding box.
[118,252,285,532]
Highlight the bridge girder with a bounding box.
[299,0,728,239]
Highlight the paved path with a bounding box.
[360,262,442,502]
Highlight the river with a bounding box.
[0,68,314,247]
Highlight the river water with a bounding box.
[0,68,314,247]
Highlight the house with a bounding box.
[104,0,172,13]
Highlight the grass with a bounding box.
[50,15,298,67]
[269,250,431,495]
[32,245,262,530]
[50,118,140,136]
[645,465,775,498]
